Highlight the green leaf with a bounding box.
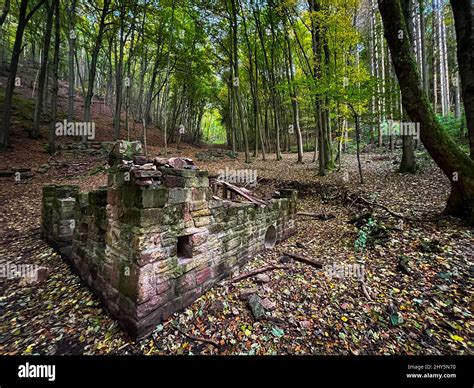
[271,327,284,338]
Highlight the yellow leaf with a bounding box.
[341,316,348,322]
[450,334,464,342]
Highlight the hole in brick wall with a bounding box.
[177,235,193,259]
[264,225,277,249]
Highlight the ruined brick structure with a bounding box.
[42,141,297,339]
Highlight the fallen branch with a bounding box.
[297,212,335,220]
[174,325,220,348]
[357,196,415,220]
[220,181,268,206]
[349,194,440,222]
[282,252,323,269]
[225,264,288,285]
[360,280,373,301]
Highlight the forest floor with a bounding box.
[0,77,472,355]
[0,136,472,355]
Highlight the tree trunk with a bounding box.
[114,1,127,140]
[230,0,250,163]
[419,0,429,95]
[450,0,474,159]
[33,0,54,138]
[67,0,76,122]
[49,0,60,153]
[284,26,304,163]
[84,0,111,126]
[399,0,417,173]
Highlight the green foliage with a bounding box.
[355,217,377,252]
[437,114,464,138]
[202,109,226,144]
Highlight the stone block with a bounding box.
[168,188,192,204]
[196,266,212,285]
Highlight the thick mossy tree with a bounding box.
[450,0,474,160]
[378,0,474,224]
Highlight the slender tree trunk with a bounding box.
[419,0,429,95]
[369,0,376,144]
[33,0,54,138]
[49,0,60,153]
[67,0,76,122]
[162,0,175,156]
[432,0,438,111]
[84,0,111,125]
[284,26,304,163]
[230,0,250,163]
[114,1,127,140]
[399,0,417,173]
[440,1,450,114]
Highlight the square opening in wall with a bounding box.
[177,235,193,259]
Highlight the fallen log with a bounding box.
[174,325,220,348]
[282,252,324,269]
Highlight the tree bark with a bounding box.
[33,0,54,139]
[49,0,60,153]
[230,0,250,163]
[67,0,76,122]
[113,1,127,140]
[450,0,474,159]
[84,0,111,126]
[399,0,417,173]
[284,26,304,163]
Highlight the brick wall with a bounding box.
[42,141,297,339]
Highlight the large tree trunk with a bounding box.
[378,0,474,223]
[450,0,474,159]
